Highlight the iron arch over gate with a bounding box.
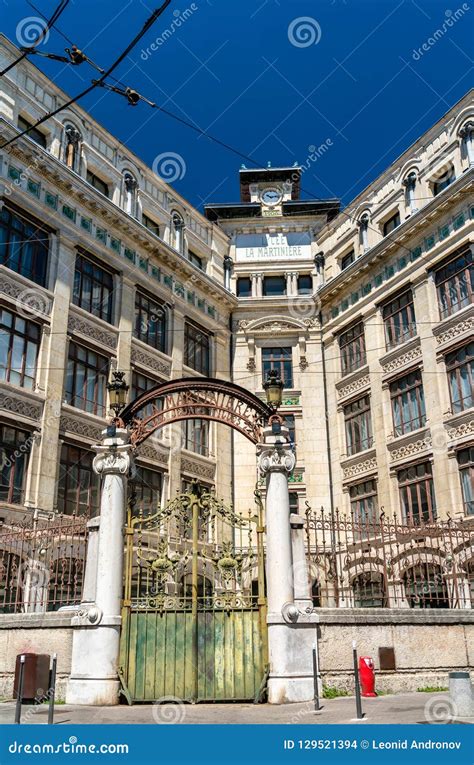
[120,376,273,446]
[118,377,273,704]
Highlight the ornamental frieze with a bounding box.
[381,345,422,375]
[435,317,474,346]
[0,274,52,317]
[136,442,169,465]
[0,392,42,421]
[130,346,171,376]
[447,420,474,441]
[59,414,103,441]
[68,313,117,350]
[389,436,432,462]
[181,457,216,480]
[337,374,370,400]
[342,457,377,479]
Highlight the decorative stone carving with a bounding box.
[342,457,377,479]
[0,392,42,421]
[93,442,135,477]
[258,443,296,476]
[0,274,52,316]
[247,358,256,372]
[337,374,370,399]
[181,457,216,480]
[382,345,422,375]
[435,317,474,346]
[299,355,308,371]
[131,346,171,376]
[59,415,103,441]
[68,314,117,350]
[136,442,168,465]
[389,436,432,462]
[447,420,474,440]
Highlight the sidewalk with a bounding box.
[0,692,470,725]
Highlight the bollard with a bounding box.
[312,641,322,712]
[449,671,473,719]
[14,655,25,725]
[48,654,57,725]
[352,641,364,720]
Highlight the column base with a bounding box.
[268,676,316,704]
[267,619,321,704]
[66,678,120,706]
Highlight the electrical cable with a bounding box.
[0,0,173,151]
[0,0,71,77]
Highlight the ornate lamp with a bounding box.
[107,371,129,417]
[263,369,283,411]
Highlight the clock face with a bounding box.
[261,187,282,206]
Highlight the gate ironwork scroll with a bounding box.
[120,484,268,703]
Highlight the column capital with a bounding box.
[257,430,296,476]
[93,428,135,478]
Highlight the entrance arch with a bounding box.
[120,376,273,446]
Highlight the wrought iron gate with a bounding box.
[120,484,268,703]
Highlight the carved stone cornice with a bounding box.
[59,413,103,442]
[130,344,172,377]
[381,340,422,377]
[336,368,370,400]
[388,435,432,463]
[342,456,377,480]
[0,271,53,318]
[434,308,474,351]
[446,418,474,442]
[237,315,319,335]
[0,391,43,422]
[136,441,169,465]
[181,457,216,481]
[68,312,117,350]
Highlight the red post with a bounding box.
[359,656,377,697]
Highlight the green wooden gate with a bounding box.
[119,485,268,703]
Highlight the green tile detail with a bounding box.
[384,264,395,279]
[350,291,359,305]
[80,216,92,232]
[151,266,161,281]
[424,234,436,250]
[331,306,339,319]
[197,297,205,310]
[110,237,121,253]
[96,227,107,244]
[453,213,465,230]
[397,256,407,270]
[163,274,173,289]
[124,247,135,263]
[439,224,450,240]
[45,192,58,210]
[470,206,474,219]
[62,204,76,222]
[341,298,349,311]
[27,179,40,197]
[174,282,185,298]
[411,246,422,261]
[362,282,372,296]
[207,305,215,317]
[139,257,148,272]
[8,165,21,181]
[283,396,300,406]
[187,291,195,305]
[288,472,303,483]
[374,273,383,287]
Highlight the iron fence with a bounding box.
[304,507,474,609]
[0,515,88,614]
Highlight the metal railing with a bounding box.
[304,506,474,609]
[0,515,88,614]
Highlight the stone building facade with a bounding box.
[0,33,472,535]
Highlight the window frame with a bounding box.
[382,211,401,237]
[237,277,252,297]
[57,443,100,517]
[184,321,211,375]
[0,205,50,286]
[341,251,355,270]
[18,115,47,149]
[339,321,366,376]
[262,275,287,297]
[343,394,373,456]
[434,247,473,319]
[445,342,474,414]
[0,423,31,505]
[73,252,114,324]
[382,289,416,350]
[65,341,109,417]
[457,446,474,515]
[183,418,210,456]
[86,169,110,198]
[297,274,313,294]
[261,346,293,389]
[397,461,437,525]
[132,465,163,517]
[349,479,378,527]
[389,369,426,436]
[134,291,167,353]
[0,308,40,390]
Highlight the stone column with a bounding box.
[66,428,135,706]
[290,513,313,610]
[459,122,474,167]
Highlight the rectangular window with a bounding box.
[237,277,252,297]
[131,370,163,421]
[134,292,167,353]
[263,275,286,297]
[398,462,436,525]
[283,414,296,445]
[289,492,299,513]
[341,251,355,270]
[0,308,40,390]
[86,170,109,198]
[0,206,49,286]
[184,419,209,456]
[390,369,426,436]
[262,347,293,389]
[382,289,416,349]
[344,395,373,456]
[446,342,473,413]
[297,275,312,294]
[65,342,109,416]
[350,480,378,528]
[132,466,163,517]
[458,447,474,515]
[18,115,47,149]
[184,322,211,375]
[382,212,400,236]
[188,251,204,270]
[57,443,100,517]
[0,424,31,504]
[339,321,366,376]
[142,213,160,237]
[73,253,114,323]
[434,247,473,319]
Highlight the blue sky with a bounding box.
[2,0,473,211]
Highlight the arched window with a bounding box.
[352,571,386,607]
[123,172,139,217]
[404,563,449,608]
[171,211,185,253]
[403,170,418,214]
[431,163,455,196]
[63,124,82,172]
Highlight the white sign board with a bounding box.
[235,232,312,261]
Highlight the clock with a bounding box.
[261,187,282,206]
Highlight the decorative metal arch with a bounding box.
[121,377,273,447]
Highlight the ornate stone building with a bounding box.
[0,33,472,532]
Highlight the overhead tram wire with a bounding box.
[0,0,71,77]
[0,0,174,151]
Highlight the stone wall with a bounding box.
[316,609,474,695]
[0,613,74,701]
